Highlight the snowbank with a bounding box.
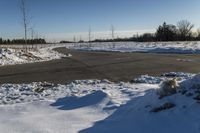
[0,47,66,66]
[65,41,200,54]
[80,73,200,133]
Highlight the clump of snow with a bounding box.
[0,47,66,66]
[131,75,164,84]
[161,72,194,79]
[132,72,194,84]
[177,58,193,62]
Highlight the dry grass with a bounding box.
[158,78,179,98]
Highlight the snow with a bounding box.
[1,72,200,132]
[132,75,165,84]
[0,80,148,106]
[0,43,200,132]
[2,41,200,66]
[0,47,66,66]
[0,79,155,133]
[2,41,200,67]
[65,41,200,54]
[132,72,194,84]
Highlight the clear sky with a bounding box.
[0,0,200,41]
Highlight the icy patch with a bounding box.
[177,58,193,62]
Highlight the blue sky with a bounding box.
[0,0,200,41]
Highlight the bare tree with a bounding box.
[20,0,30,49]
[79,35,82,42]
[111,25,115,48]
[197,28,200,38]
[29,27,34,49]
[111,25,115,40]
[31,28,34,40]
[73,36,76,42]
[88,26,91,42]
[88,26,91,47]
[73,36,76,47]
[177,20,194,40]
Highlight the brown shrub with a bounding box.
[158,78,179,98]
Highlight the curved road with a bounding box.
[0,47,200,84]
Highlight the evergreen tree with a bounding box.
[156,22,177,41]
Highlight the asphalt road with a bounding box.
[0,47,200,84]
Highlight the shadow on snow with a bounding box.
[50,90,108,110]
[78,89,170,133]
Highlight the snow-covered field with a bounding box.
[1,72,200,133]
[0,47,66,66]
[2,41,200,66]
[65,41,200,54]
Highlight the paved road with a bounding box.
[0,47,200,84]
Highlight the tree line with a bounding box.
[123,20,199,42]
[154,20,200,41]
[1,19,199,44]
[0,38,46,44]
[116,20,199,42]
[61,20,200,43]
[0,0,47,45]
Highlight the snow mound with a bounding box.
[80,74,200,133]
[80,90,200,133]
[0,47,66,66]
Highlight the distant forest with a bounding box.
[1,20,200,44]
[0,38,46,44]
[61,20,200,43]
